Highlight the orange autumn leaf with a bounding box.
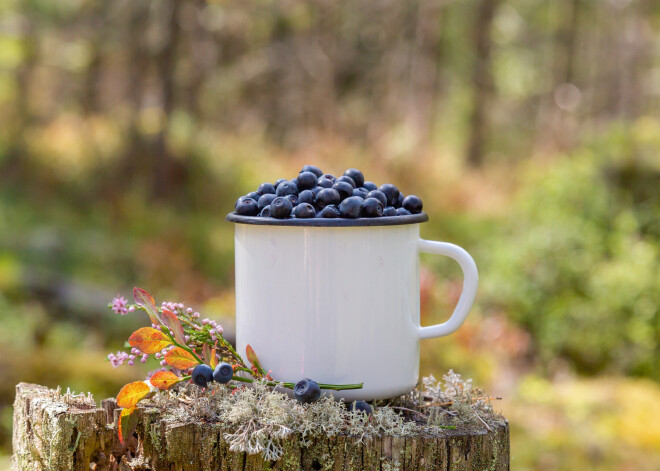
[246,344,263,372]
[128,327,172,355]
[164,347,199,370]
[118,407,138,444]
[149,371,182,390]
[162,308,186,345]
[133,287,163,327]
[116,381,151,409]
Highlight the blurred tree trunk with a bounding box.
[466,0,499,167]
[152,0,188,200]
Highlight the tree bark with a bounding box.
[466,0,500,168]
[13,383,510,470]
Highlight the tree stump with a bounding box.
[12,383,510,470]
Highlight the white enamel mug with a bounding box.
[227,213,478,401]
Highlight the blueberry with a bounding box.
[259,205,272,217]
[396,192,405,208]
[361,197,383,218]
[382,206,397,217]
[349,401,372,415]
[320,174,336,183]
[319,205,340,218]
[192,364,213,388]
[311,186,323,196]
[378,184,399,206]
[213,362,234,384]
[343,169,365,188]
[297,171,318,191]
[402,195,423,214]
[336,175,356,188]
[353,187,369,199]
[258,193,277,210]
[316,188,341,209]
[294,378,321,404]
[363,181,378,191]
[235,196,256,208]
[276,181,298,196]
[235,199,259,216]
[317,176,334,189]
[298,189,316,205]
[339,196,363,218]
[274,178,288,188]
[245,191,260,202]
[286,194,299,206]
[301,165,323,178]
[293,203,316,218]
[366,190,387,207]
[332,181,353,201]
[396,207,411,216]
[270,197,293,218]
[258,183,276,195]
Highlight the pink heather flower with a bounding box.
[128,306,135,312]
[155,353,161,359]
[193,312,200,318]
[141,354,148,363]
[216,326,224,334]
[127,360,134,366]
[111,296,128,315]
[160,360,167,366]
[107,351,130,368]
[186,308,193,314]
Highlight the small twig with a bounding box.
[389,406,428,419]
[474,410,492,432]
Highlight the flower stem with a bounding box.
[230,376,363,391]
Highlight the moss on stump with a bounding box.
[12,383,509,470]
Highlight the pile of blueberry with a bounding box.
[233,165,423,220]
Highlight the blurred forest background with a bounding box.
[2,0,660,469]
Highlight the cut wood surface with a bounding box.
[12,383,510,470]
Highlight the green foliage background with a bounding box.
[1,0,660,469]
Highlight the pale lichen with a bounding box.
[142,370,502,461]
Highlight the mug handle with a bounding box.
[417,239,478,340]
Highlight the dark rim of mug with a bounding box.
[226,212,428,227]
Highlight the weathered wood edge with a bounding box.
[12,382,510,470]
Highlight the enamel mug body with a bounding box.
[229,216,478,401]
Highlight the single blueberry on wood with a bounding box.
[293,203,316,218]
[294,378,321,404]
[332,181,353,200]
[316,188,341,209]
[378,184,400,206]
[235,199,259,216]
[258,193,276,210]
[301,165,323,178]
[339,196,363,218]
[276,181,298,196]
[361,197,383,217]
[258,183,276,195]
[213,362,234,384]
[366,190,387,207]
[192,364,213,388]
[270,197,293,218]
[402,195,423,214]
[349,400,372,415]
[343,169,365,188]
[336,175,356,188]
[297,171,318,190]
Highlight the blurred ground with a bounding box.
[2,0,660,469]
